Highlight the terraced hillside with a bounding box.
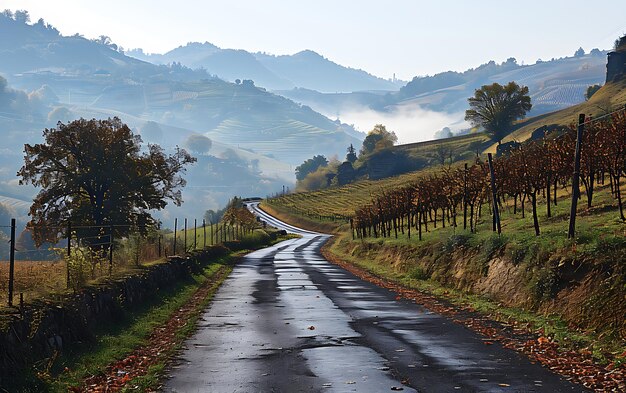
[83,77,362,164]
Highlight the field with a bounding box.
[0,240,166,312]
[393,132,489,161]
[0,260,67,307]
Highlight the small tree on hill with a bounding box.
[185,134,212,155]
[346,144,357,163]
[615,35,626,51]
[360,124,397,156]
[465,82,532,145]
[585,84,602,101]
[295,155,328,181]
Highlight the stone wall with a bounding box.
[0,246,229,386]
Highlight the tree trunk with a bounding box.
[546,175,551,218]
[615,175,625,221]
[531,192,540,236]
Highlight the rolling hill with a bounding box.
[0,12,366,217]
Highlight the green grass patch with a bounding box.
[22,256,234,393]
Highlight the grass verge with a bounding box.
[20,254,235,393]
[324,232,626,365]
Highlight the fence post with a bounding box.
[463,163,468,230]
[109,225,113,274]
[157,222,162,258]
[203,219,206,248]
[487,153,501,234]
[568,114,585,239]
[210,221,213,245]
[8,218,15,307]
[173,218,178,255]
[194,219,197,250]
[67,221,71,289]
[184,218,187,252]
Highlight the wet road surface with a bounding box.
[163,203,585,393]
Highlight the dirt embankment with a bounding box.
[330,233,626,342]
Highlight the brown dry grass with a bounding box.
[0,260,67,307]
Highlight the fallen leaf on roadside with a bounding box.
[537,336,549,344]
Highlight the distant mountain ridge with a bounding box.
[127,42,402,92]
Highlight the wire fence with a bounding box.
[0,217,253,309]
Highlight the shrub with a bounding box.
[409,266,429,280]
[592,236,626,260]
[443,233,470,252]
[507,242,526,265]
[532,268,559,301]
[481,234,507,262]
[238,230,271,249]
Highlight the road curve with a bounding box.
[163,203,585,393]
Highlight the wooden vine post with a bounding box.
[487,153,501,234]
[568,114,585,239]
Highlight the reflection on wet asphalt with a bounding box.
[163,203,586,393]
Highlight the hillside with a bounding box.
[0,13,367,217]
[279,53,609,142]
[489,77,626,152]
[128,42,401,92]
[393,53,607,115]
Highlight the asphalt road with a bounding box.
[163,203,585,393]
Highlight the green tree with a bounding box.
[346,144,357,163]
[295,155,328,181]
[360,124,397,156]
[464,82,532,145]
[18,117,196,245]
[585,84,601,101]
[185,134,212,155]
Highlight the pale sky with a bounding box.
[2,0,625,80]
